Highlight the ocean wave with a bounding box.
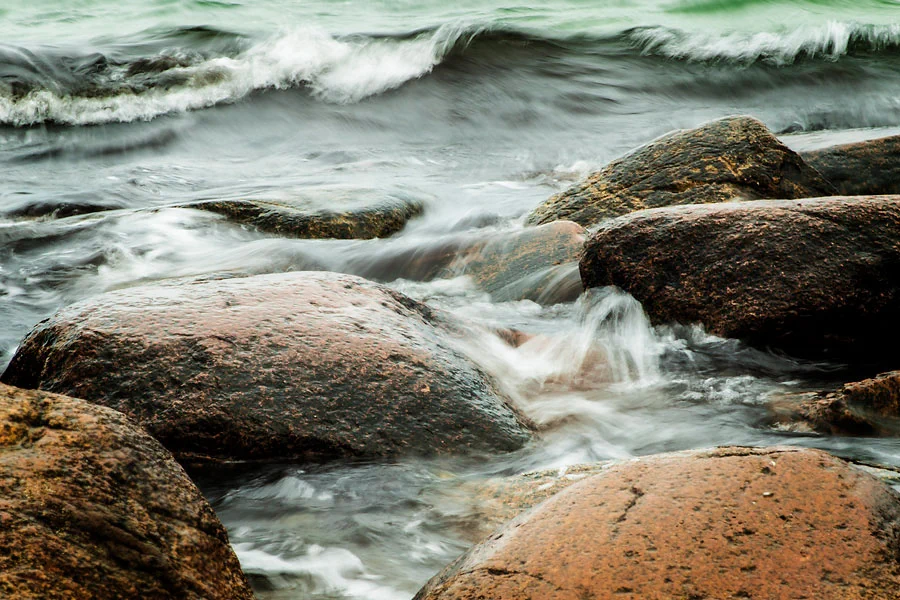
[3,20,900,126]
[0,24,473,126]
[628,21,900,65]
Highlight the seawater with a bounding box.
[3,1,900,598]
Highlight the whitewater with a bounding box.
[3,0,900,598]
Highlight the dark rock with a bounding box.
[416,447,900,600]
[1,272,532,463]
[0,384,254,600]
[579,196,900,365]
[181,187,425,239]
[802,134,900,196]
[527,116,836,227]
[771,371,900,435]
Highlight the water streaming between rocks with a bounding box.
[4,0,900,597]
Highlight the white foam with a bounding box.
[0,24,471,126]
[630,21,900,65]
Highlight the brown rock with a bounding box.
[349,221,586,304]
[181,187,425,239]
[416,447,900,600]
[527,116,836,227]
[771,371,900,435]
[579,196,900,364]
[1,272,532,463]
[802,134,900,196]
[0,384,254,600]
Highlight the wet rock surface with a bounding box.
[772,371,900,435]
[526,116,836,227]
[350,221,586,304]
[1,271,533,463]
[802,134,900,196]
[181,187,425,239]
[579,196,900,364]
[0,384,254,600]
[415,447,900,600]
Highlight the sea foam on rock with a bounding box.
[0,384,255,599]
[0,271,533,463]
[415,447,900,600]
[579,196,900,365]
[526,116,836,227]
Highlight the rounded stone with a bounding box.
[527,116,836,227]
[416,447,900,600]
[0,383,254,600]
[1,271,533,463]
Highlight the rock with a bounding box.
[770,371,900,435]
[527,116,836,227]
[349,221,586,304]
[181,187,425,239]
[801,134,900,196]
[579,196,900,364]
[1,272,532,463]
[0,384,254,600]
[416,447,900,600]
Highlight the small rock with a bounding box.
[802,134,900,196]
[181,187,425,239]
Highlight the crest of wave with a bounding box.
[0,23,472,126]
[630,21,900,65]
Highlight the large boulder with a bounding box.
[416,447,900,600]
[180,187,424,239]
[1,272,533,463]
[579,196,900,364]
[771,371,900,435]
[802,134,900,196]
[0,384,254,600]
[527,116,836,227]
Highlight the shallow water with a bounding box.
[4,0,900,597]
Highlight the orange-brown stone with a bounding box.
[416,447,900,600]
[0,384,254,600]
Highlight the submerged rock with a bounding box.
[0,384,254,600]
[416,447,900,600]
[579,196,900,365]
[349,221,586,304]
[771,371,900,435]
[802,134,900,196]
[526,116,835,227]
[181,187,425,239]
[1,271,532,463]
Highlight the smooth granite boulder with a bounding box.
[1,272,533,463]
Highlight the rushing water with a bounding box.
[4,0,900,597]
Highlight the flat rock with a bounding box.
[1,272,533,463]
[802,134,900,196]
[0,384,254,600]
[181,187,425,239]
[579,196,900,365]
[416,447,900,600]
[527,116,836,227]
[771,371,900,435]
